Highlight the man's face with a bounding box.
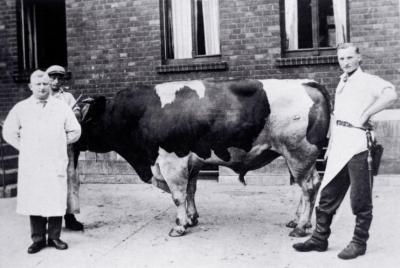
[337,46,361,74]
[48,73,65,91]
[30,76,51,100]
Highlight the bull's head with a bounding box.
[75,96,107,152]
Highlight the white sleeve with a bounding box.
[2,105,21,150]
[370,76,395,98]
[64,106,81,144]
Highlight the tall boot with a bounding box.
[293,208,333,252]
[64,213,84,231]
[352,211,372,246]
[338,211,372,260]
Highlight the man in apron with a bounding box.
[293,43,397,259]
[2,70,81,253]
[46,65,84,231]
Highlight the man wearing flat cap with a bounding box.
[46,65,84,231]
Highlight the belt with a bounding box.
[336,120,372,131]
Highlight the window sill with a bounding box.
[276,55,338,67]
[156,61,228,74]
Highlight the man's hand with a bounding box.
[358,113,370,128]
[73,110,82,122]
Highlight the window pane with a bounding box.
[297,0,313,49]
[318,0,335,47]
[284,0,347,51]
[164,0,219,59]
[18,0,67,71]
[195,0,220,56]
[35,0,67,68]
[166,0,192,59]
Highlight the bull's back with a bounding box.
[258,79,330,151]
[153,79,270,161]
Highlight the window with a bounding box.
[161,0,221,61]
[282,0,348,57]
[17,0,67,74]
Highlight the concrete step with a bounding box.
[0,168,18,186]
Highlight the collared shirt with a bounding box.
[334,68,395,126]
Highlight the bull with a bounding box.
[76,79,330,237]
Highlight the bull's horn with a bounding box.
[82,97,95,104]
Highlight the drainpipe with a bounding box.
[0,123,6,196]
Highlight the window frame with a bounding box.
[159,0,222,64]
[15,0,68,81]
[279,0,350,58]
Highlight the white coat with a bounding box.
[2,96,81,216]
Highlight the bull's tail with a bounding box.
[238,173,247,185]
[304,81,332,113]
[303,81,331,149]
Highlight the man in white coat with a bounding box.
[293,43,398,259]
[46,65,84,231]
[2,70,81,254]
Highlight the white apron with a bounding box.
[2,96,81,216]
[316,68,394,203]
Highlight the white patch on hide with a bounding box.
[258,79,315,148]
[155,80,206,108]
[258,79,314,119]
[153,148,190,184]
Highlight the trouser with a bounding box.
[66,144,80,214]
[30,216,62,242]
[313,151,373,246]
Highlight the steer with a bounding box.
[76,79,330,237]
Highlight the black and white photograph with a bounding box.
[1,0,400,267]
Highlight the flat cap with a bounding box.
[46,65,66,76]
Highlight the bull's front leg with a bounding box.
[156,150,192,237]
[290,166,321,237]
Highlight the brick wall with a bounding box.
[0,0,30,120]
[1,0,399,118]
[62,0,400,105]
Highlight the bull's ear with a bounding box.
[82,97,95,104]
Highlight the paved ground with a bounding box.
[1,180,400,268]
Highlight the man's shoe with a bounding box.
[27,241,46,254]
[337,242,366,260]
[293,238,328,252]
[47,239,68,250]
[64,214,84,231]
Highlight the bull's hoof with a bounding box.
[289,227,309,237]
[304,222,312,229]
[187,217,199,227]
[168,226,186,237]
[286,220,298,228]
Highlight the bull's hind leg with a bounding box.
[186,177,199,227]
[185,155,204,228]
[289,164,321,237]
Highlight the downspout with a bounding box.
[0,122,6,196]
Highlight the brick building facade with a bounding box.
[1,0,400,181]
